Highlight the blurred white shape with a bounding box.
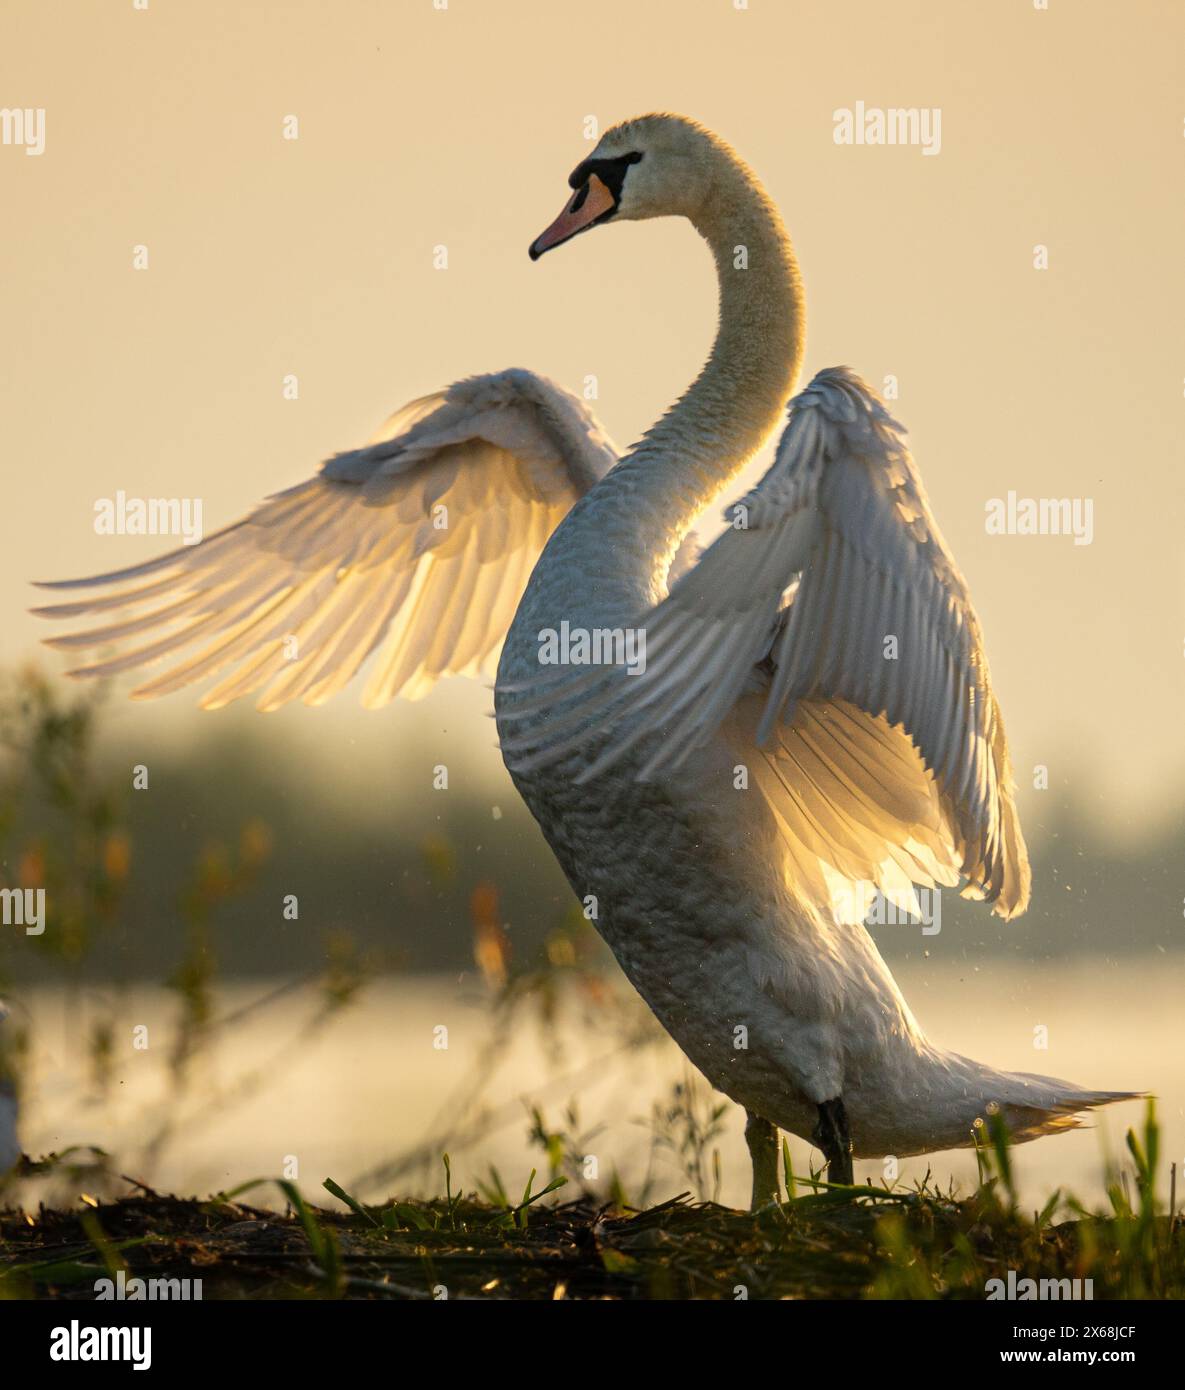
[0,1000,20,1174]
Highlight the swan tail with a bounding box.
[862,1053,1145,1159]
[933,1055,1143,1151]
[992,1074,1144,1145]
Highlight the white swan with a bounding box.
[36,113,1133,1205]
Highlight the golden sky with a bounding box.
[3,0,1183,834]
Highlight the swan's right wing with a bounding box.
[501,367,1029,920]
[34,370,616,710]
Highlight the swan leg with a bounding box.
[812,1097,854,1185]
[744,1110,780,1210]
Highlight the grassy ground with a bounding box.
[3,1150,1183,1300]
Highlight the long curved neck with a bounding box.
[595,150,806,595]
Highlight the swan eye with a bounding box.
[567,151,644,199]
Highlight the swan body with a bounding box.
[35,113,1134,1193]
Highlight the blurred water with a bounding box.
[9,955,1180,1213]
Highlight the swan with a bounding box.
[35,113,1134,1207]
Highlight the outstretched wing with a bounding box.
[500,367,1029,919]
[34,370,616,710]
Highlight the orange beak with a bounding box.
[528,174,617,260]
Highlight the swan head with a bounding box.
[528,113,718,260]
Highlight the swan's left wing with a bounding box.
[500,367,1030,919]
[34,370,616,710]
